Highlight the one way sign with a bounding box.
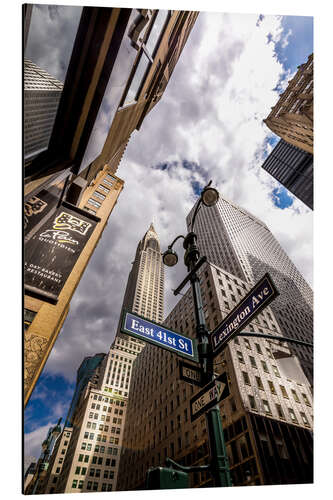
[190,372,229,422]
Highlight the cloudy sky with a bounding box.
[24,3,314,464]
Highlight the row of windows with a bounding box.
[81,439,120,452]
[71,480,112,491]
[248,395,310,425]
[241,370,310,404]
[91,393,125,405]
[74,466,115,478]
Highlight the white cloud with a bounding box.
[24,422,54,462]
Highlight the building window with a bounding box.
[302,393,311,406]
[255,343,262,354]
[98,184,110,194]
[261,360,269,373]
[268,380,276,394]
[300,412,310,426]
[244,338,251,350]
[262,400,271,414]
[103,178,113,187]
[248,395,257,410]
[242,371,250,385]
[288,408,298,423]
[84,206,96,215]
[280,385,289,398]
[94,190,106,201]
[71,479,78,489]
[276,404,285,419]
[255,376,264,390]
[249,356,257,369]
[88,198,101,209]
[291,389,300,403]
[272,365,281,377]
[237,351,244,363]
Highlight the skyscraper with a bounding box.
[263,53,313,154]
[65,354,106,427]
[24,58,63,162]
[40,225,165,493]
[186,197,313,384]
[50,341,134,494]
[261,138,313,210]
[118,261,313,489]
[24,419,63,494]
[118,223,164,332]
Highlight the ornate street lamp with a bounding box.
[162,181,231,488]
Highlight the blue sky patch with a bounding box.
[25,373,74,434]
[191,180,203,197]
[270,186,294,209]
[275,16,313,74]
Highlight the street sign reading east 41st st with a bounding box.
[210,273,279,357]
[121,310,199,363]
[190,372,230,422]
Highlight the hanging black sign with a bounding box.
[24,202,100,304]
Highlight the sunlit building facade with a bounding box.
[186,197,313,385]
[24,169,124,406]
[117,262,313,489]
[263,53,313,154]
[41,225,164,493]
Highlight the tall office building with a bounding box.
[261,138,313,210]
[23,460,37,492]
[65,354,106,427]
[39,426,73,494]
[186,197,313,384]
[118,261,313,489]
[24,419,63,494]
[263,53,313,154]
[118,223,164,331]
[51,340,147,493]
[24,58,63,162]
[38,225,165,493]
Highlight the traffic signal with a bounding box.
[146,467,189,489]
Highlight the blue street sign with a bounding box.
[121,310,199,362]
[210,273,278,356]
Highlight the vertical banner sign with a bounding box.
[24,204,98,303]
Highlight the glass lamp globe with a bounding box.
[201,186,219,207]
[163,249,178,267]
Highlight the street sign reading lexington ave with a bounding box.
[190,372,230,422]
[211,273,278,356]
[121,310,199,362]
